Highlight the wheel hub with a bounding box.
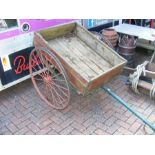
[43,75,52,84]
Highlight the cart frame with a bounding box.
[29,22,126,109]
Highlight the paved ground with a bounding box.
[0,75,155,135]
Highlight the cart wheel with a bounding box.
[29,47,70,110]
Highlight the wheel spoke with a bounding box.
[31,66,46,79]
[51,82,68,97]
[37,82,47,97]
[52,82,68,91]
[37,52,49,77]
[35,52,49,77]
[32,52,43,71]
[38,51,54,75]
[48,85,56,105]
[30,58,39,72]
[31,64,38,72]
[34,52,49,78]
[33,76,44,82]
[51,73,61,79]
[37,81,45,88]
[48,84,61,106]
[48,84,64,107]
[50,83,66,103]
[30,55,47,78]
[47,60,54,74]
[37,51,46,67]
[45,84,51,101]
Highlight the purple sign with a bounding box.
[0,19,75,40]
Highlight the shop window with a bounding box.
[0,19,18,32]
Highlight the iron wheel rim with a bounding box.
[29,48,70,110]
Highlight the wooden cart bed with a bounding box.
[34,22,127,94]
[48,35,112,81]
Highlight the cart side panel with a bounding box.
[38,22,76,41]
[87,65,124,91]
[34,33,88,94]
[75,24,127,67]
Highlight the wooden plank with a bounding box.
[57,39,98,78]
[48,38,99,81]
[75,26,114,66]
[48,39,95,81]
[88,65,124,92]
[58,36,104,75]
[38,22,76,41]
[48,39,90,80]
[58,37,107,77]
[72,36,112,72]
[75,24,126,66]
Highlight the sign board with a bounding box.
[0,47,34,85]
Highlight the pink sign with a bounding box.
[0,19,75,40]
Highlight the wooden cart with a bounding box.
[29,22,127,109]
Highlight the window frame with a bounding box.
[0,19,20,34]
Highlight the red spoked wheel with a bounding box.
[29,47,70,110]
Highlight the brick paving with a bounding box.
[0,75,155,135]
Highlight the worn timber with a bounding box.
[34,22,126,95]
